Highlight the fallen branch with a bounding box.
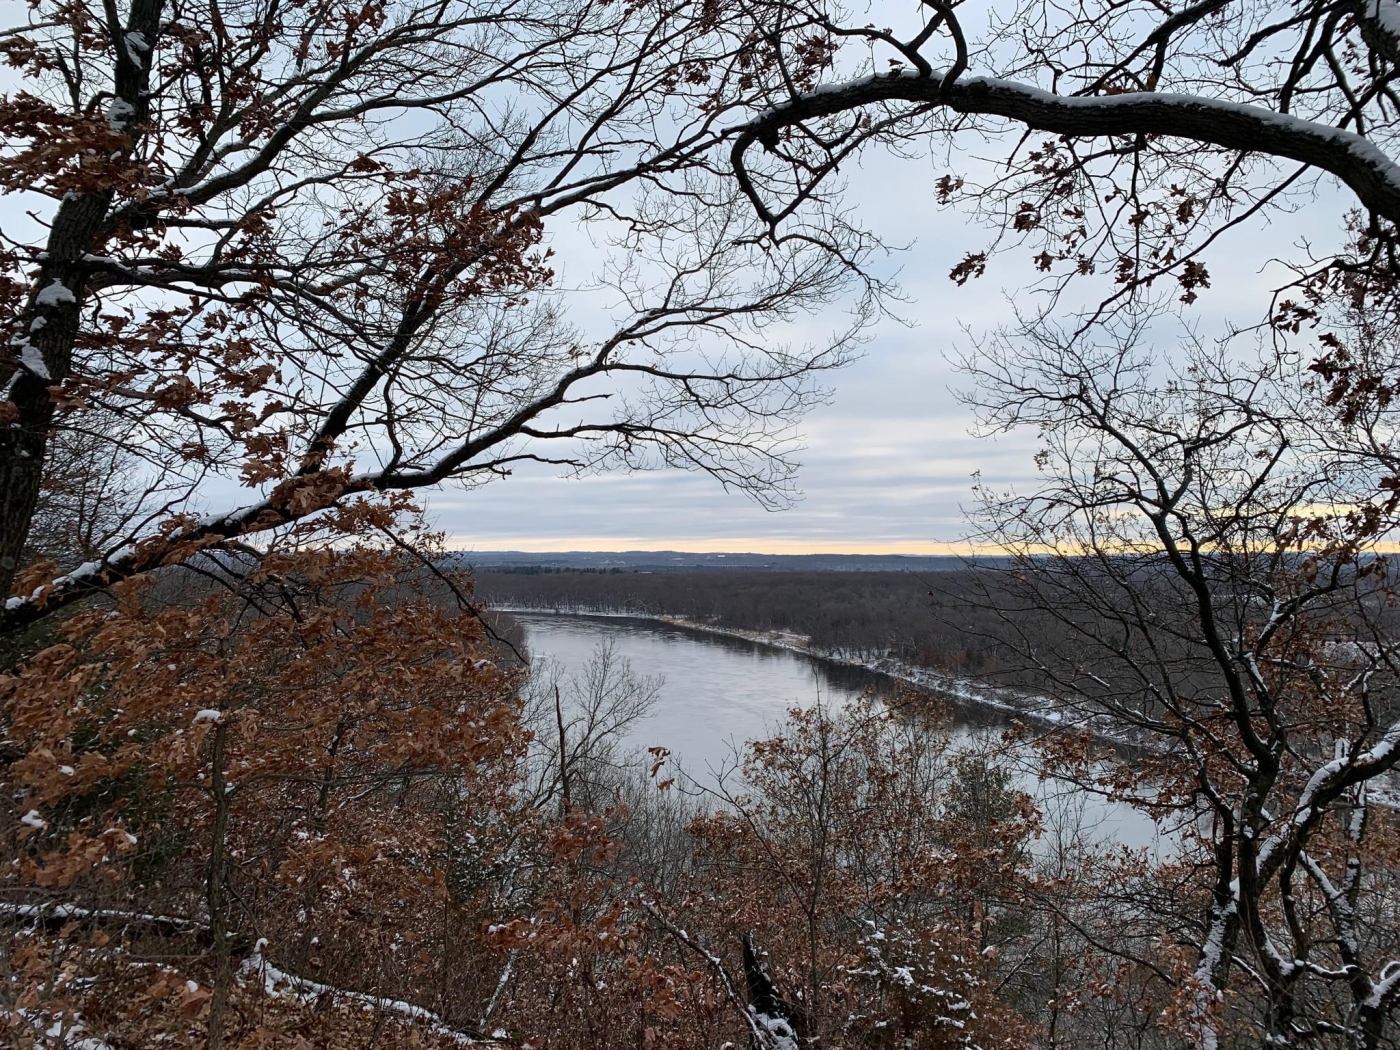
[240,940,506,1047]
[0,900,252,952]
[642,900,794,1050]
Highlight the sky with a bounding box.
[0,2,1353,556]
[434,147,1341,555]
[4,126,1344,556]
[435,159,1031,555]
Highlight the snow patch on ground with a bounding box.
[17,1008,112,1050]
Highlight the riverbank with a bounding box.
[497,606,1400,809]
[493,604,1095,738]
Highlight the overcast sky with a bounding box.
[437,148,1343,555]
[2,2,1351,556]
[5,138,1339,555]
[438,157,1024,555]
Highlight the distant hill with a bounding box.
[451,549,1006,572]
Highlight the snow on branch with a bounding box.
[0,901,209,939]
[641,901,793,1050]
[1359,0,1400,64]
[0,470,386,633]
[731,69,1400,227]
[241,940,506,1047]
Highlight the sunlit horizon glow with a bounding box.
[444,535,991,556]
[443,535,1400,557]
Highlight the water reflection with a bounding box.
[514,612,1161,850]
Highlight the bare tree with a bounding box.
[962,312,1400,1048]
[706,10,1400,1038]
[520,639,663,810]
[0,0,881,626]
[23,411,162,571]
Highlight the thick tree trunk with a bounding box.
[0,393,51,594]
[1,196,101,594]
[0,0,163,597]
[206,720,233,1050]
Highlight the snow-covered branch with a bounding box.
[731,69,1400,226]
[241,941,506,1047]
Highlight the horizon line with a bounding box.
[444,539,990,557]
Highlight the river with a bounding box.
[513,611,1161,850]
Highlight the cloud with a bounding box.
[433,142,1353,552]
[3,55,1354,556]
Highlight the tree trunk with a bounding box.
[0,0,163,597]
[742,932,799,1047]
[206,721,233,1050]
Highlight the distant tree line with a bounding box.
[473,568,1012,677]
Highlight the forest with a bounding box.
[5,0,1400,1048]
[474,567,1010,672]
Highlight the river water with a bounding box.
[514,612,1161,850]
